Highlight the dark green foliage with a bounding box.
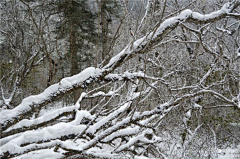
[56,0,97,39]
[101,0,122,19]
[56,0,97,70]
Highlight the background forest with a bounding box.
[0,0,240,158]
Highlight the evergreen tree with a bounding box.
[56,0,98,102]
[56,0,97,73]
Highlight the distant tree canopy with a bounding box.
[56,0,98,68]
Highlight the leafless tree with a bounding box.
[1,0,240,158]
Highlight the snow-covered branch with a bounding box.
[1,1,240,158]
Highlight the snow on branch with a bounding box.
[115,129,161,153]
[2,1,239,131]
[105,71,168,85]
[0,110,91,155]
[103,1,240,70]
[2,106,76,138]
[1,2,240,158]
[0,67,102,130]
[0,88,237,158]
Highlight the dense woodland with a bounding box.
[0,0,240,158]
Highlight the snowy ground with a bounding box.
[12,147,240,159]
[217,147,240,159]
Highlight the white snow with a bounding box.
[105,71,146,81]
[133,36,146,49]
[0,67,102,126]
[75,92,87,109]
[15,149,64,159]
[153,16,179,39]
[1,2,238,158]
[86,102,129,134]
[104,46,128,69]
[229,123,240,126]
[2,124,84,148]
[178,9,192,19]
[217,146,240,159]
[70,110,91,125]
[4,106,76,132]
[217,27,232,34]
[123,71,145,79]
[192,2,232,20]
[193,103,203,112]
[0,82,58,125]
[186,110,191,118]
[86,82,142,135]
[0,110,91,156]
[105,73,123,80]
[89,91,115,98]
[104,1,233,73]
[0,133,22,146]
[60,67,101,89]
[103,126,140,142]
[139,0,151,25]
[0,140,62,157]
[86,147,119,159]
[134,156,149,159]
[116,129,157,152]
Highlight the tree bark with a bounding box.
[101,0,109,61]
[68,0,80,103]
